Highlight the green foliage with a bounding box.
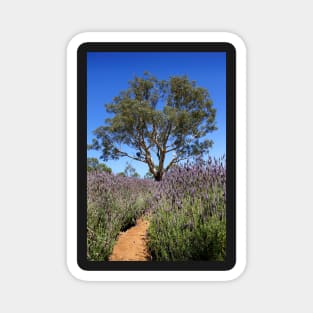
[148,199,226,261]
[147,159,226,261]
[87,197,147,260]
[87,157,112,173]
[89,73,217,180]
[87,204,116,261]
[87,172,154,261]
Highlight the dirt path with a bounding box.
[109,218,150,261]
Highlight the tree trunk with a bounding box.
[154,171,163,181]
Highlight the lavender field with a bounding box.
[87,157,226,261]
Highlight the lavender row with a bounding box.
[87,156,226,261]
[147,157,226,260]
[87,172,155,260]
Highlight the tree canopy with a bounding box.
[89,73,217,181]
[87,157,112,173]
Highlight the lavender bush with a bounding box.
[87,171,155,260]
[147,157,226,261]
[87,157,226,261]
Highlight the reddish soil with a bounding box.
[109,218,150,261]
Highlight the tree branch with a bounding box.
[116,149,147,163]
[166,146,178,153]
[146,120,163,152]
[164,155,189,172]
[163,122,172,151]
[164,157,178,172]
[135,120,157,175]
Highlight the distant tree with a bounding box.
[144,172,154,179]
[123,162,140,178]
[97,163,112,173]
[89,73,217,181]
[87,157,112,173]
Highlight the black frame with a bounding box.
[77,42,236,271]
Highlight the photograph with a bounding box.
[86,50,228,262]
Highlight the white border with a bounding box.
[66,32,246,281]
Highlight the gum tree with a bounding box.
[87,157,112,173]
[89,73,217,181]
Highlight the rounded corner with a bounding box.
[222,32,247,54]
[224,257,247,282]
[66,32,91,54]
[66,259,90,282]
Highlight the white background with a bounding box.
[0,0,312,312]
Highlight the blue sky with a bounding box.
[87,52,226,177]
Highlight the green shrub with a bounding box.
[87,172,154,261]
[148,198,226,261]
